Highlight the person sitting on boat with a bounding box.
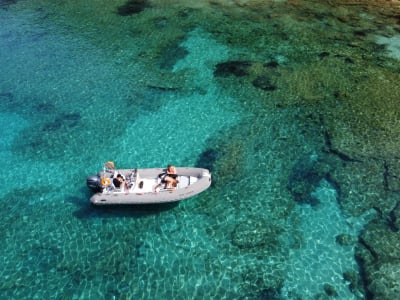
[155,165,179,191]
[113,174,129,191]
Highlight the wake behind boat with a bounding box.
[86,162,211,205]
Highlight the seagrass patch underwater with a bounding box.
[1,0,400,299]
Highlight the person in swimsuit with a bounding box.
[164,165,178,188]
[113,174,129,191]
[155,165,179,191]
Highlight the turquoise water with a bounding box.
[1,1,399,299]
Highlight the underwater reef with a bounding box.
[3,0,400,298]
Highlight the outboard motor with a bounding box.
[87,175,103,193]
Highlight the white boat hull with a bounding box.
[88,167,211,205]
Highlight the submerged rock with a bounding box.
[0,91,13,98]
[368,262,400,300]
[357,221,400,299]
[390,202,400,231]
[384,157,400,192]
[360,222,400,262]
[330,160,394,218]
[323,284,338,297]
[287,153,333,205]
[117,0,149,16]
[335,233,357,246]
[252,75,276,91]
[343,270,365,298]
[318,51,330,58]
[43,113,81,131]
[264,60,279,68]
[0,0,17,8]
[214,61,252,77]
[159,43,188,70]
[35,103,56,113]
[231,218,282,250]
[259,287,281,300]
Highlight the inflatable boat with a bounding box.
[87,163,211,205]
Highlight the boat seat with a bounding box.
[131,171,141,191]
[177,175,189,188]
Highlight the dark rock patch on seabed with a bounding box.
[335,233,357,246]
[0,0,17,9]
[117,0,149,16]
[356,221,400,299]
[43,112,81,131]
[0,92,14,106]
[330,160,396,219]
[343,270,365,299]
[344,57,355,64]
[318,51,330,59]
[127,87,175,113]
[214,60,281,92]
[264,60,279,68]
[387,207,399,232]
[231,218,282,250]
[159,42,189,70]
[214,61,252,77]
[0,92,17,113]
[383,157,400,192]
[252,75,276,91]
[388,201,400,231]
[323,130,361,162]
[353,30,369,37]
[259,287,281,300]
[35,103,56,114]
[287,153,334,205]
[323,284,338,297]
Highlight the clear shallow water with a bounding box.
[1,1,399,299]
[283,179,360,299]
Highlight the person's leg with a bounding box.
[123,180,129,194]
[154,183,161,192]
[164,176,174,189]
